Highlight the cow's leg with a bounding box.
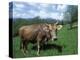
[20,40,26,56]
[37,40,40,56]
[44,38,48,44]
[24,41,28,54]
[22,40,27,56]
[20,39,25,55]
[20,39,23,50]
[36,33,41,56]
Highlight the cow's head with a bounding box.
[46,22,63,41]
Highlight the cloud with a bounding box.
[57,5,67,12]
[39,4,49,8]
[49,13,59,19]
[52,5,57,9]
[39,10,48,18]
[38,3,49,11]
[13,11,20,18]
[14,2,25,8]
[28,9,39,17]
[28,3,37,7]
[12,2,67,20]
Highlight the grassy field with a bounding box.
[13,25,78,58]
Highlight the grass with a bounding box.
[13,25,78,58]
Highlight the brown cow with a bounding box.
[19,23,63,56]
[19,24,52,56]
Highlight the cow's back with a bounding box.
[19,24,41,41]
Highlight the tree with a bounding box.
[67,5,78,29]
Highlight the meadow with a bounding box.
[13,25,78,58]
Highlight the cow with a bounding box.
[19,24,52,56]
[19,23,63,56]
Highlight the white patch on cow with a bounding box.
[51,30,57,41]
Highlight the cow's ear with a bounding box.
[57,25,63,30]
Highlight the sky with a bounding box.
[9,2,68,20]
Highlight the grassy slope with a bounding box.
[13,25,78,58]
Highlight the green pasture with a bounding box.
[13,25,78,58]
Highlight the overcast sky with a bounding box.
[10,2,68,20]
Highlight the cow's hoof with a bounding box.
[25,51,28,54]
[37,54,39,56]
[21,49,24,53]
[37,53,40,56]
[23,52,26,56]
[21,49,26,56]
